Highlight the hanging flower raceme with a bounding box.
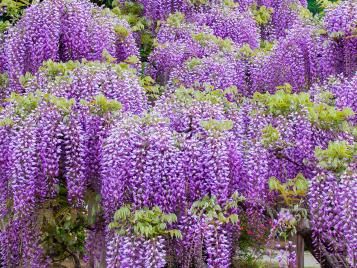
[251,24,331,93]
[260,0,305,39]
[3,0,138,91]
[0,90,125,266]
[176,194,242,268]
[0,125,11,219]
[101,113,185,222]
[309,145,356,267]
[0,31,7,73]
[155,87,240,204]
[189,2,260,49]
[329,75,357,124]
[178,121,234,204]
[0,95,70,266]
[309,157,357,266]
[147,13,216,84]
[323,0,357,77]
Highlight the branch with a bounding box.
[65,248,81,268]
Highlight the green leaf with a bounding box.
[268,177,281,191]
[229,214,239,224]
[114,205,131,222]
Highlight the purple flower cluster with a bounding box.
[0,60,147,266]
[101,113,185,221]
[23,60,147,113]
[251,24,332,93]
[309,164,357,266]
[2,0,138,90]
[169,54,246,93]
[106,234,166,267]
[323,0,357,77]
[0,0,356,266]
[190,3,260,48]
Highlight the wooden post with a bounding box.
[296,233,304,268]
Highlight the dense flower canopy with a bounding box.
[0,0,356,267]
[2,0,138,90]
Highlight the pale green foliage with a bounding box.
[269,173,309,206]
[190,193,244,225]
[254,84,354,130]
[192,32,234,52]
[174,86,229,105]
[0,73,8,88]
[102,49,117,63]
[80,94,122,116]
[185,57,202,70]
[261,124,280,147]
[236,42,275,60]
[0,0,31,20]
[40,60,80,79]
[124,55,140,65]
[140,75,164,101]
[114,25,129,40]
[109,205,181,239]
[166,12,185,27]
[112,1,153,59]
[316,0,340,9]
[259,40,275,52]
[200,119,234,132]
[315,141,356,173]
[314,90,335,106]
[251,4,273,26]
[254,84,310,116]
[223,0,237,8]
[2,91,76,124]
[19,72,35,88]
[0,21,11,33]
[112,1,147,32]
[8,91,43,116]
[307,103,354,130]
[0,117,13,127]
[187,0,209,7]
[238,44,255,58]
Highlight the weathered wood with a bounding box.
[296,233,304,268]
[298,224,349,268]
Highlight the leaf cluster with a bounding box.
[192,32,234,52]
[112,1,154,60]
[38,185,86,264]
[140,75,164,102]
[109,205,181,239]
[254,84,354,131]
[315,141,356,173]
[6,91,75,118]
[190,193,244,225]
[0,0,31,22]
[80,94,122,116]
[0,72,9,89]
[251,4,273,26]
[261,124,280,148]
[269,173,309,206]
[200,119,234,132]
